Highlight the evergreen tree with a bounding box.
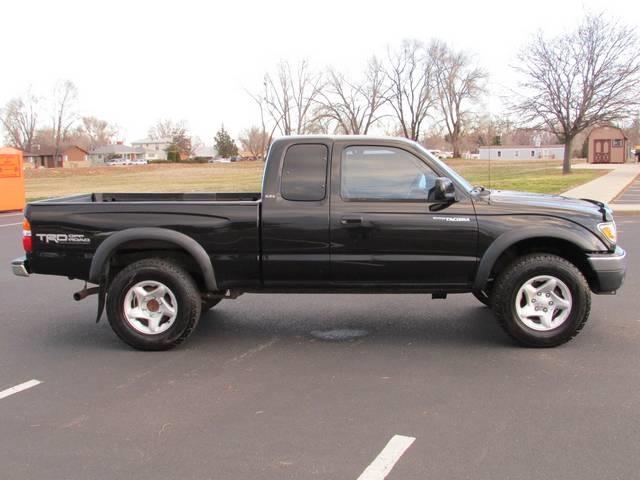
[166,144,181,162]
[214,126,239,159]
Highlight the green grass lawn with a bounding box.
[24,158,607,201]
[445,159,608,194]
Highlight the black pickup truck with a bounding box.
[12,136,626,350]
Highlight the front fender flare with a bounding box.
[88,227,218,291]
[472,226,604,294]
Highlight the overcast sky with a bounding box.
[1,0,637,144]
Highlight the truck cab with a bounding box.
[261,136,477,290]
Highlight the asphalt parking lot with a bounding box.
[1,212,639,480]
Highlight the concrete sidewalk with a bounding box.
[562,163,640,213]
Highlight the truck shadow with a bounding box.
[192,295,511,349]
[38,294,513,351]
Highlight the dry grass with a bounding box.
[25,158,607,201]
[25,161,265,201]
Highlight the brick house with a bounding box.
[24,145,89,168]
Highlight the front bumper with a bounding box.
[587,247,626,294]
[11,256,30,277]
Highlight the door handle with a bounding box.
[340,216,363,225]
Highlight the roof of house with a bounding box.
[89,144,145,155]
[131,138,172,145]
[479,144,564,149]
[24,145,89,156]
[194,146,217,158]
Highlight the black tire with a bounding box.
[492,254,591,347]
[473,290,492,307]
[106,258,201,351]
[202,298,222,311]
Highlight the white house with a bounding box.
[131,138,172,161]
[88,144,145,165]
[477,145,565,160]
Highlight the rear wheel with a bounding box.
[492,254,591,347]
[106,258,201,350]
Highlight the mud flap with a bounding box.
[95,263,110,323]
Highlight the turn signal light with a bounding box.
[597,221,617,245]
[22,218,32,253]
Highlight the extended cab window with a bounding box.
[281,144,328,201]
[341,146,438,201]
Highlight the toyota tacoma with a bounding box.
[11,136,626,350]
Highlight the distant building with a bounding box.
[477,144,565,160]
[131,138,172,161]
[587,126,628,164]
[24,145,89,168]
[193,146,218,160]
[88,143,145,165]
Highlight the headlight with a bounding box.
[598,221,617,245]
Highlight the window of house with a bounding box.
[497,151,501,158]
[515,150,519,157]
[280,144,328,201]
[341,146,438,201]
[612,139,623,147]
[531,150,535,157]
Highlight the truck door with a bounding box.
[261,140,331,287]
[330,141,478,288]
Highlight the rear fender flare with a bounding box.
[88,227,218,291]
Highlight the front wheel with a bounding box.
[492,254,591,347]
[106,258,202,350]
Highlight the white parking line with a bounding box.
[0,379,42,400]
[0,222,22,228]
[357,435,416,480]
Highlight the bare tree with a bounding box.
[513,14,640,173]
[383,40,437,141]
[81,116,118,149]
[1,92,39,151]
[314,58,387,134]
[246,90,278,156]
[262,60,323,135]
[51,80,78,163]
[148,119,186,140]
[431,41,487,157]
[148,118,193,157]
[239,126,270,159]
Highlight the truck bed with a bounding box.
[33,192,261,203]
[26,192,262,289]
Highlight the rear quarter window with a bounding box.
[280,144,328,201]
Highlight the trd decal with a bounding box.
[36,233,91,245]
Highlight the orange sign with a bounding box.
[0,148,25,211]
[0,154,21,178]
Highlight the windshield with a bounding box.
[416,144,474,192]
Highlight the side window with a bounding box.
[341,146,438,201]
[281,144,328,201]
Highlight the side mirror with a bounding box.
[434,177,456,203]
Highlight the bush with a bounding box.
[149,158,211,164]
